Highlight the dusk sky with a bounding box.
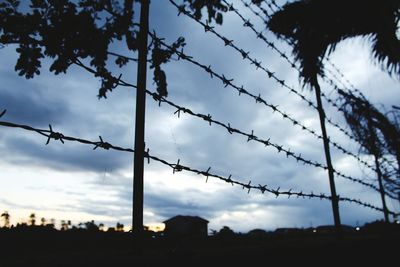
[0,0,399,233]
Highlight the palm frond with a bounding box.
[268,0,400,86]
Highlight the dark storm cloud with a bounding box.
[0,79,71,127]
[0,198,49,212]
[3,135,131,173]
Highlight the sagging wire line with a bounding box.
[149,32,382,183]
[73,59,397,199]
[0,115,397,215]
[107,51,138,62]
[169,0,375,173]
[221,0,379,173]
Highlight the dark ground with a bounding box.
[0,222,399,266]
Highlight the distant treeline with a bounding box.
[0,211,125,232]
[2,210,400,237]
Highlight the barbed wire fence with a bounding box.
[74,57,391,196]
[0,117,397,216]
[167,0,399,199]
[1,0,399,232]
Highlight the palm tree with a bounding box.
[268,0,400,84]
[337,90,399,222]
[29,213,36,226]
[267,0,399,231]
[116,222,125,232]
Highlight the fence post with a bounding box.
[366,105,389,222]
[314,80,341,235]
[133,0,150,236]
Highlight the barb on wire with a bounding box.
[93,136,112,150]
[1,118,398,215]
[46,124,64,145]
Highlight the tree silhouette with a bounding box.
[60,220,71,231]
[338,90,400,196]
[116,222,124,232]
[84,220,100,231]
[48,218,56,229]
[267,0,400,228]
[0,0,187,98]
[182,0,228,25]
[267,0,400,85]
[29,213,36,226]
[1,211,10,228]
[0,0,138,98]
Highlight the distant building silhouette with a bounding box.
[274,227,303,236]
[315,225,355,234]
[247,229,268,237]
[163,215,208,238]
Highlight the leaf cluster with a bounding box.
[150,36,185,97]
[337,89,400,191]
[183,0,228,25]
[0,0,138,98]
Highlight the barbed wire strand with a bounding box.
[168,0,380,173]
[220,0,381,173]
[234,0,398,187]
[240,0,369,133]
[241,0,398,177]
[149,31,382,178]
[72,37,398,197]
[0,116,397,215]
[175,0,398,180]
[72,59,400,199]
[235,0,354,106]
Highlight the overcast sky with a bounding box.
[0,0,399,233]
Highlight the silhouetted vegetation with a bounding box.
[337,90,400,194]
[0,0,185,98]
[1,211,399,265]
[268,0,400,86]
[1,0,399,264]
